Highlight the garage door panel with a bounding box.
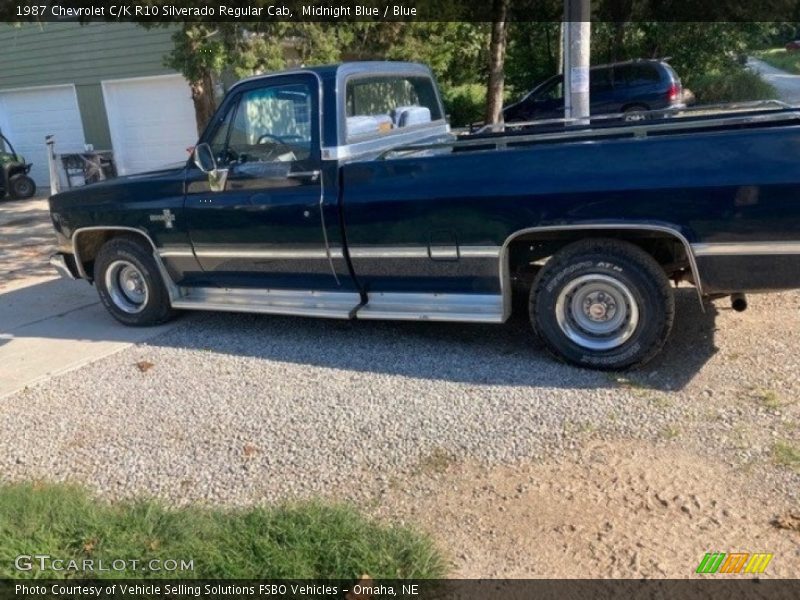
[0,86,85,188]
[103,75,197,175]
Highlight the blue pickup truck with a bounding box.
[48,62,800,370]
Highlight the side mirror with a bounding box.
[193,143,217,173]
[193,142,228,192]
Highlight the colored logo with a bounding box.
[696,552,773,574]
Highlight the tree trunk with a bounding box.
[484,0,509,125]
[189,71,216,136]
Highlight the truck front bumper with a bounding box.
[49,252,80,280]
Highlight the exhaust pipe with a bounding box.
[731,293,748,312]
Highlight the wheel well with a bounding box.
[73,228,154,280]
[506,229,696,291]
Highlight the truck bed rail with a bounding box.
[381,102,800,159]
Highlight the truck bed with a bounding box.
[342,101,800,299]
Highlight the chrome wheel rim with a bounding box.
[555,274,639,351]
[105,260,148,314]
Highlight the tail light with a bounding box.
[667,83,681,104]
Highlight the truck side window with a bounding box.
[224,83,313,165]
[345,75,442,141]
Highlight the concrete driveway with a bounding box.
[0,198,176,398]
[747,56,800,104]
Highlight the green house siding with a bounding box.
[75,85,112,150]
[0,22,179,149]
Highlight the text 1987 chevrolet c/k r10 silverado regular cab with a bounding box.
[48,62,800,370]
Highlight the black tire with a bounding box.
[94,236,176,326]
[9,174,36,199]
[529,239,675,370]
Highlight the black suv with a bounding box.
[503,59,684,123]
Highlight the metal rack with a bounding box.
[46,135,117,194]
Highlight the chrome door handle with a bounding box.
[287,170,320,181]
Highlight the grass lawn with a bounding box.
[755,48,800,74]
[0,483,445,579]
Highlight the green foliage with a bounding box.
[505,22,563,99]
[441,84,487,128]
[0,483,445,579]
[773,440,800,471]
[691,66,777,104]
[344,23,489,90]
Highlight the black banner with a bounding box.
[4,0,800,23]
[3,579,800,600]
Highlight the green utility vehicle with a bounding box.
[0,132,36,200]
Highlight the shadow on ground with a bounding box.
[1,276,719,391]
[0,199,55,283]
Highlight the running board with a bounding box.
[356,292,504,323]
[171,288,504,323]
[172,287,361,319]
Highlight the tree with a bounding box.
[162,23,227,134]
[485,0,510,124]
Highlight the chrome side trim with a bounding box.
[348,245,500,259]
[71,226,182,302]
[461,246,502,258]
[349,247,429,259]
[190,245,501,260]
[158,247,195,258]
[172,287,361,319]
[356,292,504,323]
[193,248,332,259]
[692,242,800,256]
[499,224,705,320]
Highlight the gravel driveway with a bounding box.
[1,286,798,503]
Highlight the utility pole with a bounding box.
[562,0,591,122]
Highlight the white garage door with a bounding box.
[102,75,198,175]
[0,85,86,188]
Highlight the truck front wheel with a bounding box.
[94,237,176,326]
[9,174,36,199]
[530,239,675,370]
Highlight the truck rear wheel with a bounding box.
[529,239,674,370]
[94,237,176,326]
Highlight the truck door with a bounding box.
[185,74,343,291]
